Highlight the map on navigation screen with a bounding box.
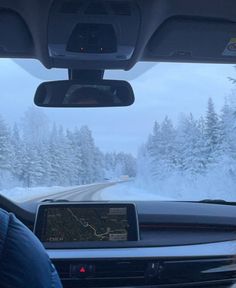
[39,205,135,242]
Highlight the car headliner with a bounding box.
[0,0,235,71]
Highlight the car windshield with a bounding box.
[0,59,235,203]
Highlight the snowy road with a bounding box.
[49,182,117,201]
[20,182,117,204]
[4,180,174,206]
[25,181,173,203]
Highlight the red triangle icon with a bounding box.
[79,267,86,273]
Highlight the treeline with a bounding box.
[137,97,236,185]
[0,107,136,188]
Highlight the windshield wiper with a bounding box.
[194,199,236,205]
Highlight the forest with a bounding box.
[1,93,236,201]
[0,107,136,188]
[136,96,236,200]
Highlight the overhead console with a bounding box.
[144,16,236,63]
[48,0,141,69]
[1,0,236,69]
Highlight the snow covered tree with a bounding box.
[0,117,12,170]
[66,128,84,185]
[104,153,116,179]
[11,124,24,183]
[104,152,137,179]
[20,144,44,187]
[151,117,176,179]
[121,153,137,177]
[0,116,13,187]
[147,121,161,159]
[75,126,104,184]
[22,106,49,146]
[205,98,221,164]
[176,114,207,175]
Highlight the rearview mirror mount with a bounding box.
[34,80,135,108]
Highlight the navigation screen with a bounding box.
[35,203,138,243]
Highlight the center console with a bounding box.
[34,202,236,287]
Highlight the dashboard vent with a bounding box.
[59,0,132,16]
[60,0,84,14]
[109,1,131,16]
[85,2,108,15]
[54,259,148,287]
[53,257,236,287]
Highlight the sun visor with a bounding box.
[146,16,236,63]
[0,10,33,55]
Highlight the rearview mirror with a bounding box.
[34,80,135,107]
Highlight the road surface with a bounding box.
[22,182,118,205]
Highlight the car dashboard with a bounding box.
[2,197,236,288]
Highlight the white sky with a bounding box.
[0,59,235,154]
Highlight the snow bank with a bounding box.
[99,168,236,202]
[133,167,236,202]
[0,186,76,203]
[97,181,174,201]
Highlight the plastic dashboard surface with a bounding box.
[39,202,236,287]
[30,200,236,250]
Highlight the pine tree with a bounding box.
[78,126,98,184]
[146,121,162,178]
[220,100,236,155]
[177,114,207,175]
[0,117,12,171]
[205,98,221,163]
[67,128,84,185]
[48,124,62,185]
[22,106,49,146]
[159,117,176,178]
[0,117,13,187]
[11,124,24,182]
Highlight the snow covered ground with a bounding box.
[98,173,236,202]
[97,181,174,201]
[0,181,116,203]
[0,186,77,203]
[2,174,236,203]
[0,181,175,203]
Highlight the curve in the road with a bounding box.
[23,182,116,204]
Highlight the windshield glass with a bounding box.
[0,59,235,203]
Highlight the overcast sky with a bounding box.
[0,59,235,155]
